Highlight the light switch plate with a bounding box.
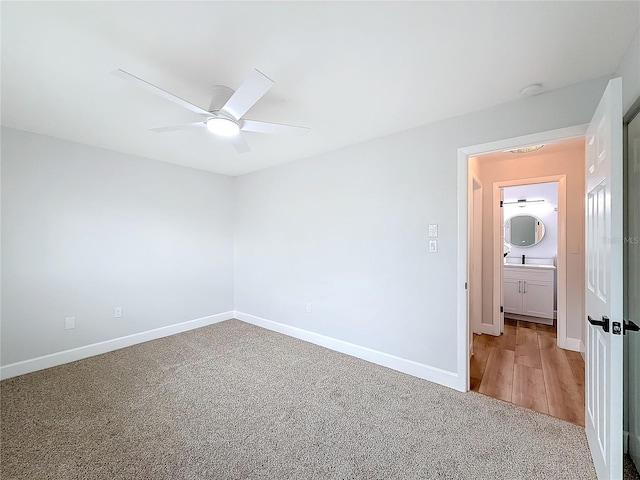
[429,240,438,253]
[428,224,438,238]
[64,316,75,330]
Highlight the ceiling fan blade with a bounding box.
[229,132,251,154]
[150,122,205,132]
[240,119,310,135]
[220,69,275,120]
[113,69,211,116]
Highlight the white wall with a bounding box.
[503,182,558,262]
[234,76,609,378]
[617,27,640,114]
[0,72,624,383]
[0,73,619,383]
[1,128,234,366]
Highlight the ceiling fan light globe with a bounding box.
[206,117,240,137]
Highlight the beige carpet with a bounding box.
[1,319,596,479]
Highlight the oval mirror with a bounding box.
[504,214,545,247]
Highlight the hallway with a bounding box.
[471,319,585,426]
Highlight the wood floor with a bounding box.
[470,319,585,426]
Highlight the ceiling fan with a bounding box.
[113,68,309,153]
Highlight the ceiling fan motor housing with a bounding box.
[209,85,235,112]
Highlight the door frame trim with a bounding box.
[623,96,640,461]
[469,173,488,335]
[492,176,567,349]
[456,124,588,391]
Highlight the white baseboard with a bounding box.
[234,311,464,391]
[560,336,582,352]
[0,311,234,380]
[477,323,497,336]
[504,313,553,326]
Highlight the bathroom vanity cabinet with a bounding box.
[503,265,555,322]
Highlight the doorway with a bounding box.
[456,78,628,479]
[497,179,561,339]
[465,136,587,425]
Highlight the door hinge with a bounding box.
[465,282,468,290]
[500,305,504,313]
[500,200,504,208]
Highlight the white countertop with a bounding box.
[504,263,556,270]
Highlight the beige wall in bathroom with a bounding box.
[474,140,586,343]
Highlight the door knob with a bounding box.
[624,320,639,334]
[588,315,610,333]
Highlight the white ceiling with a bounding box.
[2,2,638,176]
[475,136,585,163]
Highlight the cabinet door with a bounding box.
[503,278,522,314]
[521,280,554,318]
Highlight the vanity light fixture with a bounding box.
[502,199,545,207]
[506,144,545,154]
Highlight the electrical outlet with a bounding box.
[306,303,312,313]
[114,307,123,318]
[64,316,75,330]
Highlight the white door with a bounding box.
[585,77,624,479]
